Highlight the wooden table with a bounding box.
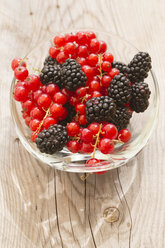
[0,0,164,247]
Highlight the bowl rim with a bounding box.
[10,30,160,173]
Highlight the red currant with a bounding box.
[86,158,99,167]
[77,57,87,67]
[43,117,57,129]
[88,122,100,135]
[101,75,111,87]
[81,128,93,143]
[22,112,28,119]
[101,87,109,96]
[108,68,120,78]
[75,87,87,97]
[99,41,107,53]
[31,132,39,142]
[75,103,85,115]
[102,123,118,140]
[67,122,80,137]
[65,33,77,42]
[46,84,59,97]
[22,100,35,114]
[98,138,114,154]
[56,51,68,64]
[77,45,88,57]
[67,140,81,153]
[80,142,94,153]
[50,103,65,118]
[14,66,28,81]
[101,61,111,72]
[69,95,80,106]
[14,86,28,102]
[14,80,28,90]
[89,39,100,53]
[37,94,51,108]
[61,88,73,99]
[49,46,60,58]
[11,58,26,71]
[32,89,43,103]
[25,116,31,126]
[53,92,67,105]
[87,54,98,66]
[76,31,88,44]
[25,74,41,91]
[63,42,76,55]
[53,35,65,47]
[29,119,41,131]
[78,114,87,126]
[91,91,102,98]
[118,129,131,143]
[89,80,101,92]
[58,107,68,121]
[82,65,94,79]
[30,107,45,120]
[102,53,114,63]
[85,31,96,40]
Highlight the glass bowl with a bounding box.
[10,30,159,173]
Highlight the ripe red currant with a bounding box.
[81,128,93,143]
[67,122,80,137]
[14,66,29,81]
[102,53,114,63]
[75,103,85,115]
[89,38,100,53]
[30,107,45,120]
[11,58,26,71]
[49,46,60,58]
[69,95,80,106]
[46,84,59,97]
[75,87,87,97]
[65,33,77,42]
[76,31,88,44]
[87,53,98,66]
[61,88,73,99]
[82,65,94,79]
[101,75,111,87]
[37,94,51,108]
[78,114,87,126]
[14,86,29,102]
[32,89,43,103]
[56,51,68,64]
[63,42,76,55]
[118,129,131,143]
[89,80,101,92]
[88,122,100,135]
[77,57,87,67]
[43,117,57,129]
[25,116,31,126]
[67,140,81,153]
[53,92,67,105]
[31,131,39,142]
[108,68,120,78]
[85,31,96,40]
[29,119,41,131]
[98,138,114,154]
[86,158,100,167]
[53,35,65,47]
[101,61,111,72]
[80,142,94,153]
[50,103,65,118]
[91,91,102,98]
[99,41,107,53]
[77,45,88,57]
[22,99,35,114]
[25,74,41,91]
[102,123,118,140]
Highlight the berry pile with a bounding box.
[12,31,152,172]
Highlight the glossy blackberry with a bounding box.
[85,96,116,123]
[112,61,129,75]
[61,59,87,91]
[108,73,131,105]
[111,106,132,131]
[59,103,76,126]
[43,55,59,66]
[40,64,61,87]
[35,124,69,154]
[128,52,152,82]
[130,82,151,113]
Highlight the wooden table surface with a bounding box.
[0,0,164,247]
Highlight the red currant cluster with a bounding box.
[12,31,132,171]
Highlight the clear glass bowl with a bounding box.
[10,30,159,173]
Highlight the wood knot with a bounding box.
[103,207,120,223]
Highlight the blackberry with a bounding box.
[35,124,69,154]
[108,73,131,105]
[111,106,132,131]
[61,59,87,91]
[40,64,61,87]
[59,103,76,126]
[112,61,129,75]
[43,55,59,66]
[85,96,116,123]
[130,82,151,113]
[128,52,152,82]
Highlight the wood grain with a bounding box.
[0,0,164,247]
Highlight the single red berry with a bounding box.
[67,140,81,153]
[75,103,85,115]
[77,45,88,57]
[63,42,76,55]
[65,33,77,42]
[32,89,43,103]
[46,84,59,97]
[49,46,60,58]
[25,74,41,91]
[76,31,88,44]
[101,87,109,96]
[30,107,45,120]
[53,35,65,47]
[41,85,47,93]
[82,65,94,79]
[101,61,111,72]
[101,75,111,87]
[88,122,100,135]
[70,95,80,106]
[89,80,101,92]
[43,117,57,129]
[85,31,96,40]
[89,39,100,53]
[11,58,26,71]
[108,68,120,78]
[77,57,87,67]
[67,122,80,137]
[53,92,67,105]
[56,51,68,64]
[22,100,35,114]
[80,142,94,153]
[87,53,98,66]
[86,158,100,167]
[37,94,51,108]
[81,128,93,143]
[58,107,68,121]
[78,114,87,126]
[118,129,131,143]
[14,66,29,81]
[91,91,102,98]
[31,132,39,142]
[50,103,65,118]
[25,116,31,126]
[22,112,28,119]
[75,87,87,97]
[61,88,73,99]
[102,123,118,140]
[14,86,28,102]
[99,41,107,53]
[98,138,114,154]
[29,119,41,131]
[14,80,28,90]
[102,53,114,63]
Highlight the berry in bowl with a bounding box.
[10,30,159,174]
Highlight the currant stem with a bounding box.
[91,123,102,158]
